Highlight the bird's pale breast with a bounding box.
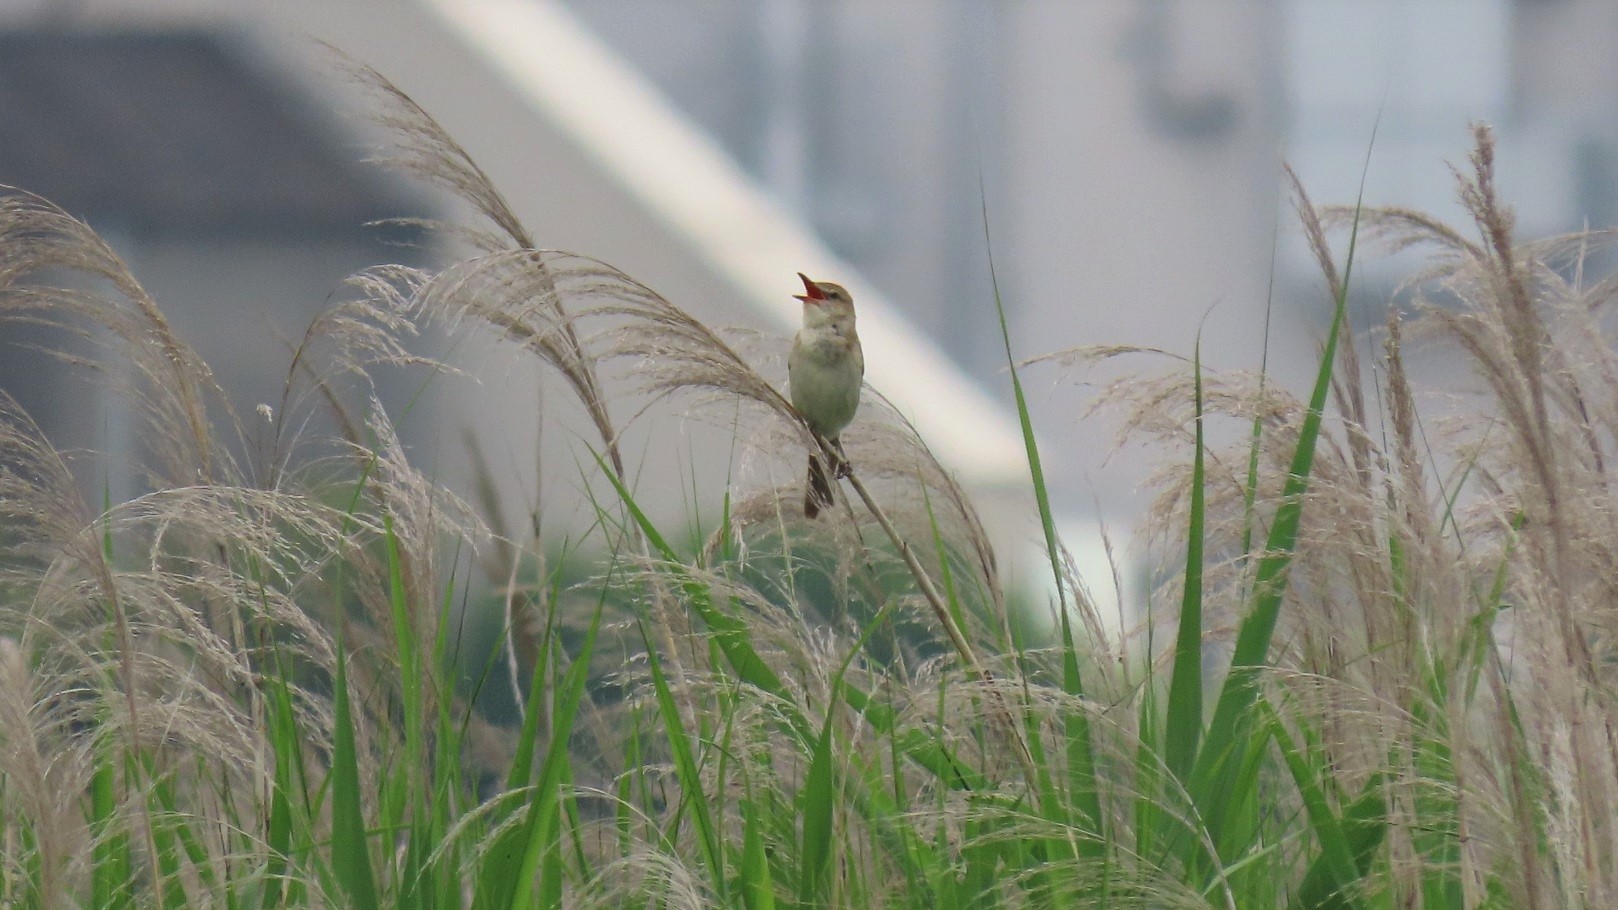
[789,332,863,438]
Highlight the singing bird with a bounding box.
[788,272,863,518]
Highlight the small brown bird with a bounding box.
[788,272,863,518]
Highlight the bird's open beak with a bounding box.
[794,272,825,302]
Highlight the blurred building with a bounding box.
[0,24,429,501]
[2,0,1617,611]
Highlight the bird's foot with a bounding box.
[830,440,852,478]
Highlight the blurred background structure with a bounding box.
[2,0,1616,613]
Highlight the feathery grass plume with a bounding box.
[347,60,625,478]
[336,404,494,796]
[0,177,472,903]
[1330,128,1618,904]
[390,245,700,688]
[0,437,384,903]
[345,402,486,635]
[0,387,507,904]
[0,187,238,489]
[0,635,90,908]
[576,848,716,909]
[1027,345,1310,655]
[258,263,447,489]
[344,56,534,255]
[824,389,1003,606]
[347,62,652,696]
[0,390,98,589]
[406,251,620,444]
[1051,127,1618,904]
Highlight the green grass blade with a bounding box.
[1199,283,1343,761]
[1261,699,1369,910]
[1165,335,1208,781]
[797,712,838,907]
[89,736,127,908]
[840,686,985,790]
[503,601,556,795]
[981,188,1104,853]
[740,792,777,910]
[145,753,228,906]
[1191,189,1366,861]
[1060,609,1104,850]
[382,511,430,910]
[504,601,604,910]
[263,667,301,909]
[142,769,192,910]
[90,728,132,910]
[428,572,469,910]
[593,452,790,703]
[980,167,1068,632]
[1293,772,1389,910]
[1411,671,1464,910]
[637,614,725,896]
[1135,665,1164,862]
[329,646,380,910]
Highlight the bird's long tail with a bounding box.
[805,452,836,519]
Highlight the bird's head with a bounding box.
[794,272,855,330]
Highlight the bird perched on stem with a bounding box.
[788,272,863,519]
